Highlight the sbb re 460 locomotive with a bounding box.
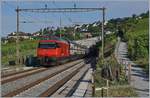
[25,36,87,66]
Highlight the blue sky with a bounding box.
[1,0,149,37]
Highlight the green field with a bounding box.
[1,40,38,66]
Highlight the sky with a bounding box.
[1,0,149,37]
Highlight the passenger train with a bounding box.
[25,36,87,66]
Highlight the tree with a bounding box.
[140,11,149,18]
[8,37,16,43]
[132,14,136,19]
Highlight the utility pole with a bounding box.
[16,6,20,65]
[101,7,105,63]
[74,24,76,40]
[60,16,62,38]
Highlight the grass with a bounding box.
[134,57,149,74]
[125,17,149,73]
[94,68,137,97]
[95,86,137,97]
[1,40,38,66]
[95,53,137,97]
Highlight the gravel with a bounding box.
[51,64,90,97]
[72,68,92,97]
[1,67,34,76]
[2,68,46,82]
[15,62,84,97]
[1,60,83,96]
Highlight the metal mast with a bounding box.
[101,7,105,62]
[60,16,62,38]
[16,6,20,65]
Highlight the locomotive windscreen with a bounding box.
[38,42,58,49]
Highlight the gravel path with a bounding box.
[115,38,149,97]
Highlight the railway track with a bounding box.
[1,67,48,84]
[15,61,91,97]
[1,67,36,77]
[2,59,90,97]
[51,63,90,97]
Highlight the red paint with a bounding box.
[37,40,70,58]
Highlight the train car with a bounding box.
[25,36,87,66]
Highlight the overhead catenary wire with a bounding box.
[52,1,96,26]
[4,2,53,25]
[52,1,73,24]
[20,20,53,23]
[3,2,44,30]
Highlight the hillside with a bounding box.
[125,17,149,73]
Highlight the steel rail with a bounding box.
[51,65,89,97]
[1,67,39,78]
[39,62,86,97]
[1,68,48,84]
[3,60,83,97]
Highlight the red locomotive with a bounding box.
[25,36,86,66]
[37,40,70,58]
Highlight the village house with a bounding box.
[81,31,92,38]
[7,32,32,39]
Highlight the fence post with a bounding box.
[92,71,95,96]
[106,79,109,97]
[128,64,131,84]
[101,88,104,97]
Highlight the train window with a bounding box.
[38,42,57,48]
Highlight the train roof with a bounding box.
[38,36,87,48]
[39,40,68,44]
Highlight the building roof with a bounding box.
[8,32,31,36]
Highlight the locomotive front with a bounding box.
[37,40,61,58]
[37,40,70,65]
